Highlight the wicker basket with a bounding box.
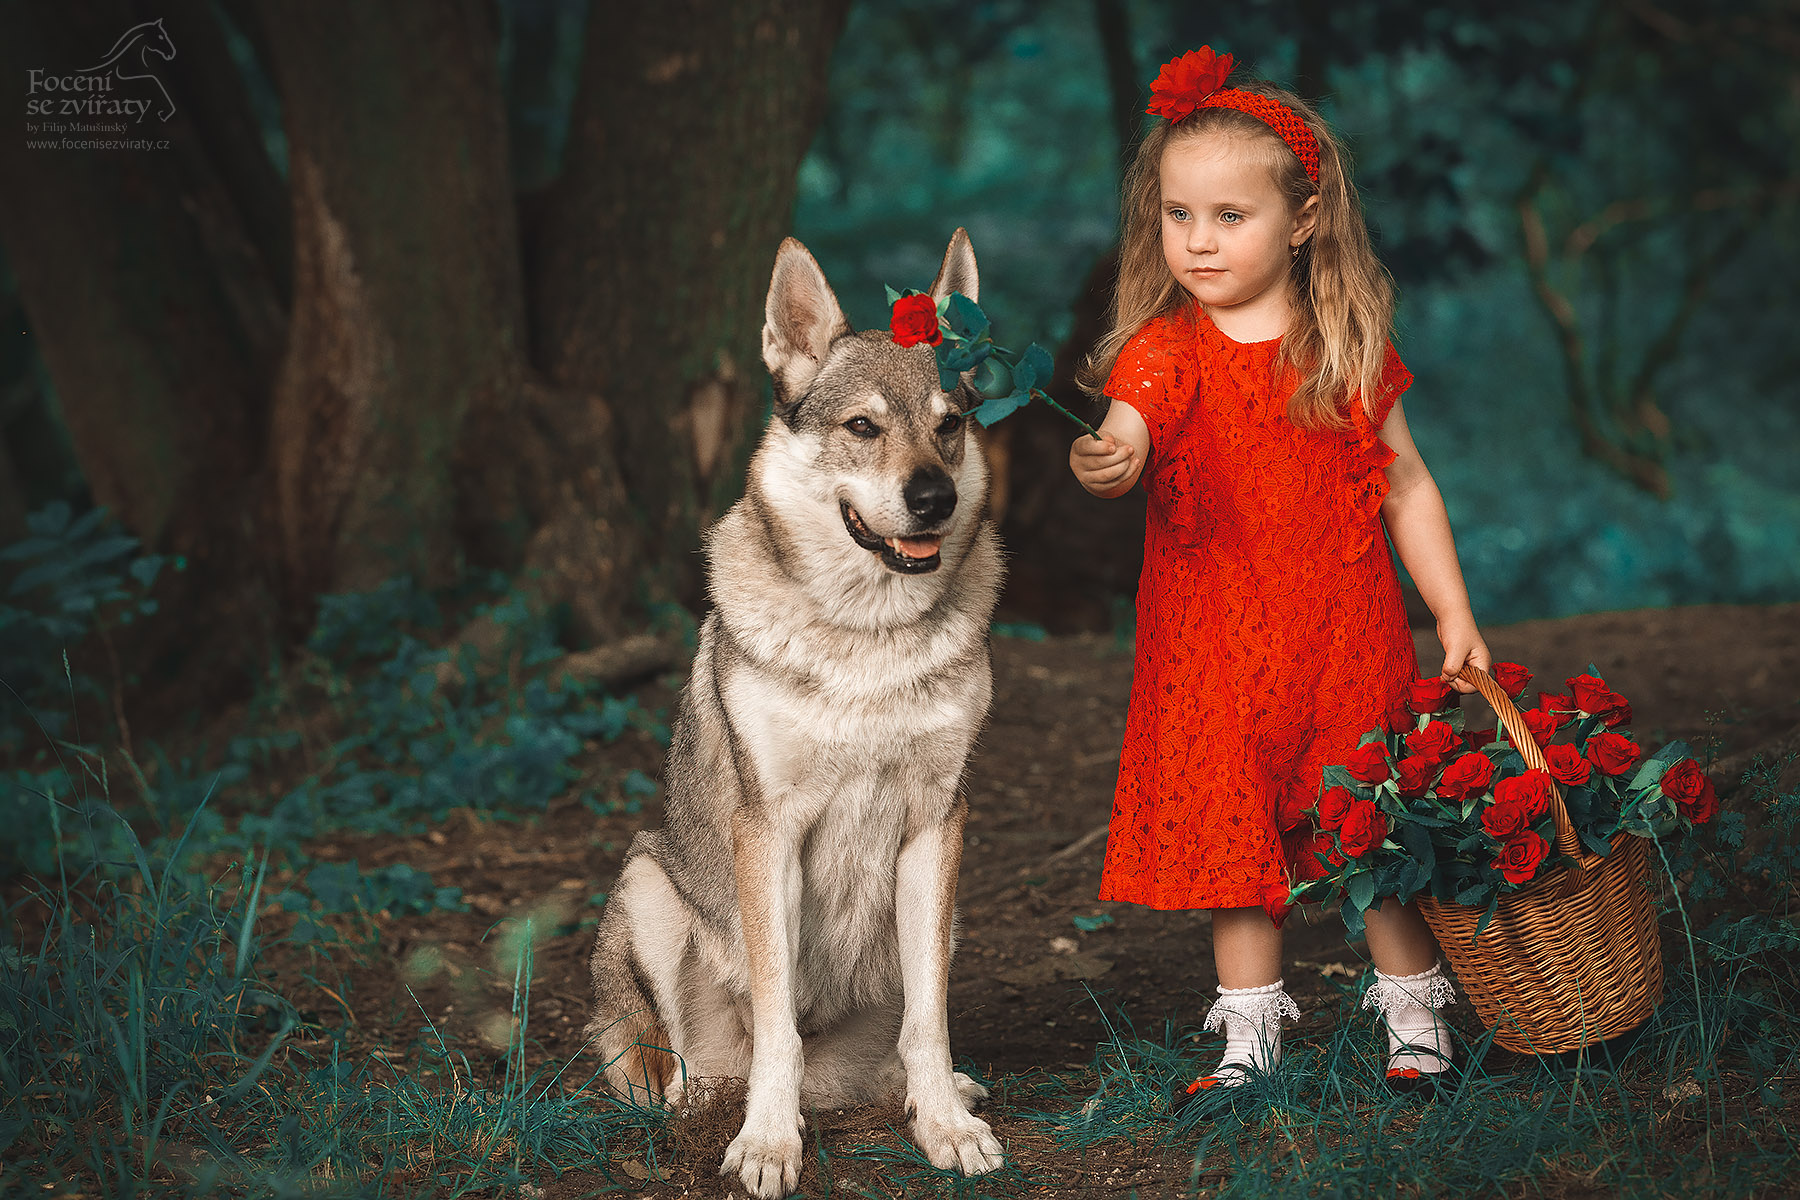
[1414,665,1664,1054]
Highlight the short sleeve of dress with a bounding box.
[1366,342,1413,430]
[1342,341,1412,562]
[1102,315,1198,457]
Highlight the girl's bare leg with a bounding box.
[1210,906,1283,987]
[1362,898,1437,975]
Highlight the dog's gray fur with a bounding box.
[585,230,1006,1196]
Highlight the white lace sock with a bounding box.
[1196,980,1300,1088]
[1363,963,1457,1075]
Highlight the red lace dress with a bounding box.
[1096,305,1417,925]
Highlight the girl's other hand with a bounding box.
[1070,431,1141,497]
[1437,616,1491,694]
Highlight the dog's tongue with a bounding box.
[887,535,942,560]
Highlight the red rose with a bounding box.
[1566,673,1611,713]
[1408,677,1457,714]
[1491,662,1532,698]
[1435,751,1496,801]
[1262,877,1296,927]
[1521,708,1558,748]
[1536,692,1574,727]
[1310,828,1346,869]
[889,293,942,348]
[1480,799,1531,840]
[1465,727,1498,751]
[1585,731,1642,777]
[1543,742,1593,787]
[1344,740,1392,785]
[1493,769,1554,820]
[1493,830,1550,884]
[1277,792,1311,832]
[1405,720,1458,763]
[1660,758,1718,825]
[1394,755,1437,798]
[1567,673,1630,725]
[1337,799,1389,859]
[1384,701,1417,735]
[1315,785,1357,831]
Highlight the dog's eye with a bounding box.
[844,416,880,438]
[938,412,965,436]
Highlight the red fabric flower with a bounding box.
[1146,46,1235,120]
[1490,662,1532,698]
[1521,707,1559,748]
[1394,755,1437,798]
[1481,799,1531,840]
[1337,799,1389,859]
[1435,751,1495,801]
[1387,1067,1423,1080]
[1405,720,1458,763]
[1408,677,1457,714]
[1543,742,1593,787]
[1660,758,1718,825]
[1316,785,1357,830]
[889,293,942,348]
[1493,830,1550,884]
[1344,740,1393,785]
[1494,769,1554,821]
[1585,731,1642,777]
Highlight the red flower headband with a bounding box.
[1147,46,1320,186]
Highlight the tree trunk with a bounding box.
[0,1,269,571]
[531,0,848,604]
[256,0,526,607]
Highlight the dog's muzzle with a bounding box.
[840,501,943,574]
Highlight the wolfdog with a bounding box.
[584,230,1007,1196]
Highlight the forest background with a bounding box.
[1,1,1798,1197]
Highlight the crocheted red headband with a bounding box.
[1147,46,1320,186]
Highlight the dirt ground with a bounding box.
[257,601,1800,1197]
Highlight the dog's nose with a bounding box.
[903,468,957,524]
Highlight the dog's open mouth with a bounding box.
[840,501,943,574]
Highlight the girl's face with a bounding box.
[1159,134,1318,336]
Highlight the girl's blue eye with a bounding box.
[1168,207,1189,222]
[1221,212,1242,224]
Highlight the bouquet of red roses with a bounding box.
[1294,663,1717,938]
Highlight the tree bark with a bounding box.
[531,0,848,604]
[256,0,526,607]
[0,1,267,571]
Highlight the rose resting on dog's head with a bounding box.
[760,231,985,578]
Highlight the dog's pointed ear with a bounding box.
[928,228,978,307]
[763,238,850,408]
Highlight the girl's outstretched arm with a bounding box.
[1070,400,1151,498]
[1377,399,1492,692]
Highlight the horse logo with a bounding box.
[79,18,177,122]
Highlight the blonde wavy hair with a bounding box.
[1078,78,1395,430]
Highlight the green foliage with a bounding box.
[0,502,172,751]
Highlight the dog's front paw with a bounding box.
[720,1117,803,1199]
[910,1106,1005,1177]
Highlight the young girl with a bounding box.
[1069,47,1491,1104]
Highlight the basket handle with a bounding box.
[1454,663,1603,873]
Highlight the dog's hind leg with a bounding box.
[585,854,693,1107]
